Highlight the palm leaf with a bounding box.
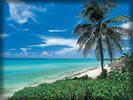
[95,44,101,60]
[102,1,117,16]
[83,34,96,57]
[110,26,132,39]
[75,14,90,19]
[73,24,93,36]
[105,16,130,24]
[106,28,124,53]
[77,28,94,51]
[104,33,114,62]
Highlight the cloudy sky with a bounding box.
[0,0,132,58]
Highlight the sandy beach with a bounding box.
[74,65,111,78]
[63,64,112,79]
[65,59,125,79]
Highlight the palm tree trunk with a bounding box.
[99,38,104,77]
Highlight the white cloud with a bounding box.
[23,28,29,31]
[40,51,52,56]
[15,53,20,56]
[77,19,82,24]
[122,47,133,50]
[48,30,67,32]
[29,36,79,55]
[0,51,12,56]
[15,52,23,56]
[29,36,77,48]
[7,0,46,24]
[9,24,29,31]
[55,47,78,55]
[20,48,31,55]
[20,52,23,55]
[41,51,49,55]
[10,48,16,51]
[5,51,11,56]
[0,33,8,38]
[120,22,133,39]
[121,22,133,29]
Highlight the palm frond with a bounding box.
[106,28,124,53]
[107,28,123,41]
[82,0,98,15]
[75,14,90,20]
[83,34,96,57]
[73,24,93,36]
[102,1,117,14]
[104,34,114,62]
[110,26,132,39]
[77,28,94,51]
[95,44,101,60]
[105,16,130,24]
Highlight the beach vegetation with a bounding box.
[96,69,107,79]
[107,70,130,81]
[8,69,131,100]
[71,75,92,80]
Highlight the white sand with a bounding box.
[74,64,111,79]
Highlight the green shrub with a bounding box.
[8,70,131,100]
[71,77,79,80]
[107,70,130,81]
[121,67,128,73]
[72,75,92,80]
[9,79,131,100]
[97,69,107,79]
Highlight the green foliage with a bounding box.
[9,71,131,100]
[97,69,107,79]
[105,16,130,23]
[72,75,92,80]
[125,54,132,68]
[107,70,130,81]
[121,67,128,73]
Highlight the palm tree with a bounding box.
[73,0,130,77]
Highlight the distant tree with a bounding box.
[121,52,129,59]
[121,52,130,67]
[73,0,130,77]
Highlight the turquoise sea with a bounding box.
[3,58,110,94]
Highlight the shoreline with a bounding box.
[2,64,111,100]
[62,66,100,80]
[62,64,111,80]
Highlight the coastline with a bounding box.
[2,64,111,100]
[62,64,111,79]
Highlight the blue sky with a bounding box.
[0,0,132,58]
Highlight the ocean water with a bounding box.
[2,58,110,94]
